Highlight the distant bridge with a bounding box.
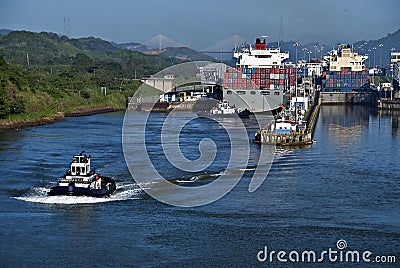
[141,33,246,52]
[142,34,187,50]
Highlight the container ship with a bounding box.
[320,44,373,104]
[322,44,369,92]
[223,37,295,112]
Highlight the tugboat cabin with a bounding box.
[70,154,91,176]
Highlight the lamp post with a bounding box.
[368,49,371,68]
[391,47,395,100]
[362,42,367,55]
[302,47,307,62]
[320,46,324,61]
[379,43,383,68]
[373,47,377,68]
[293,42,299,122]
[313,45,318,59]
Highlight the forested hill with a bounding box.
[0,30,180,121]
[0,30,178,77]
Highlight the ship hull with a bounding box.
[48,177,116,197]
[223,88,284,112]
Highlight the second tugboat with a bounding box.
[48,152,116,197]
[197,100,251,118]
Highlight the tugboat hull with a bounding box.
[48,177,116,197]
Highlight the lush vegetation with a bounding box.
[0,51,144,120]
[0,30,187,120]
[0,53,26,118]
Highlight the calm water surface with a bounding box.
[0,106,399,267]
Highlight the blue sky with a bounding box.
[0,0,399,49]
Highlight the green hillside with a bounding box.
[0,30,178,75]
[0,31,80,65]
[0,30,184,121]
[354,29,400,68]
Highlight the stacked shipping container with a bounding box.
[322,67,369,92]
[223,67,296,91]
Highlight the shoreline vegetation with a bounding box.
[0,106,125,131]
[0,30,172,131]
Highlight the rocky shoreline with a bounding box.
[0,106,124,131]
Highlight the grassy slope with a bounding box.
[0,31,154,122]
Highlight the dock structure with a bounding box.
[254,129,314,146]
[319,91,376,104]
[304,92,321,135]
[254,92,321,146]
[378,99,400,110]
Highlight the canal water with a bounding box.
[0,106,399,267]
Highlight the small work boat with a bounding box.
[48,152,116,197]
[197,100,250,118]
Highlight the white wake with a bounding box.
[13,182,147,204]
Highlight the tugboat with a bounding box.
[197,100,250,118]
[48,152,116,197]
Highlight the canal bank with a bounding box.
[0,106,123,131]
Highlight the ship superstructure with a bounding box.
[233,37,289,67]
[322,44,369,92]
[223,37,295,112]
[324,44,368,72]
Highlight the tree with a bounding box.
[0,79,10,118]
[73,53,93,66]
